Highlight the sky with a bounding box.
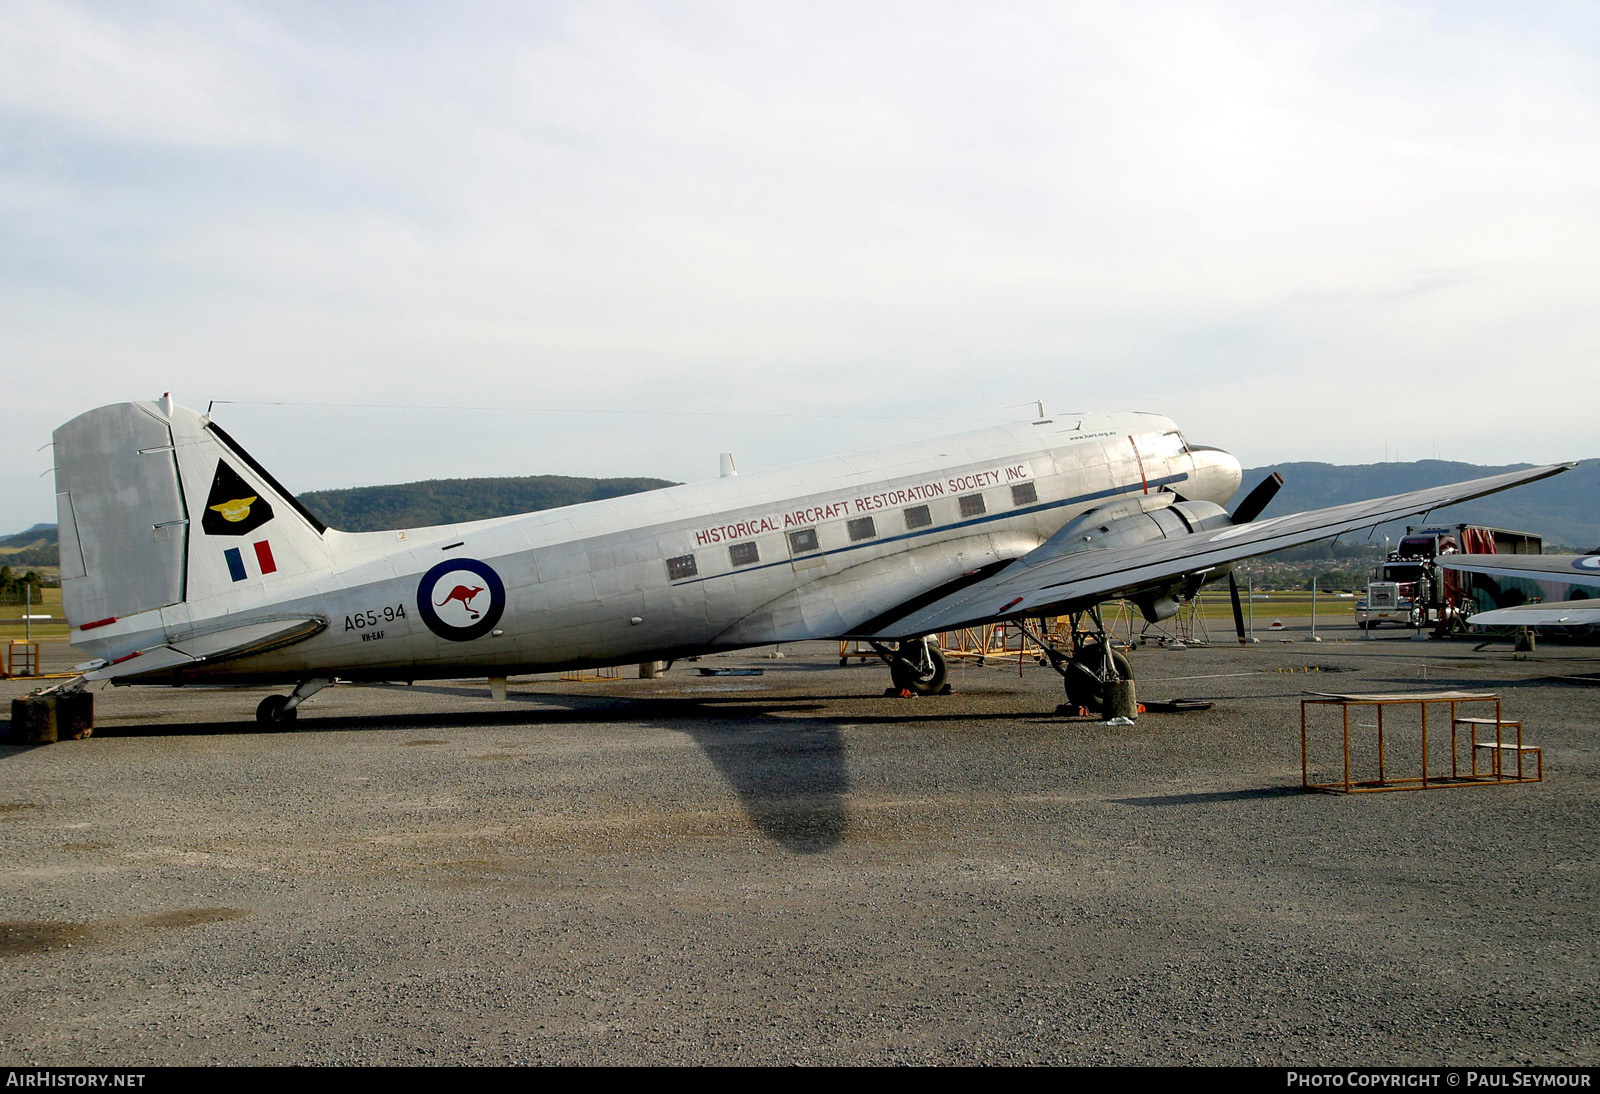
[2,0,1596,531]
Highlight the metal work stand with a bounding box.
[1300,691,1542,793]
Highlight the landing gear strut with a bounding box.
[255,678,331,727]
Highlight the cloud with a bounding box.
[3,1,1598,526]
[0,1,297,147]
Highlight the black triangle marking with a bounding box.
[201,460,274,536]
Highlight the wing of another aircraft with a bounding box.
[1437,555,1600,582]
[870,463,1576,638]
[1461,601,1600,626]
[1437,554,1600,627]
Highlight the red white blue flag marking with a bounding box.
[224,540,278,582]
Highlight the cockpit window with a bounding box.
[1151,431,1188,459]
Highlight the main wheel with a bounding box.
[1063,643,1132,715]
[255,694,297,727]
[890,643,947,695]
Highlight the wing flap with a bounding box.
[871,462,1575,638]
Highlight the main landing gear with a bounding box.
[866,612,1136,715]
[1018,607,1137,720]
[868,637,949,696]
[255,678,331,727]
[1061,642,1132,717]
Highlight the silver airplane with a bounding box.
[48,396,1571,723]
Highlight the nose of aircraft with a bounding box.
[1188,444,1244,506]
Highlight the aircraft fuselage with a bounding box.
[62,409,1243,685]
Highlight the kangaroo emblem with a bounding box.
[435,584,485,619]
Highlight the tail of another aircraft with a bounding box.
[53,397,335,628]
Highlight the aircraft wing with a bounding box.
[870,463,1575,638]
[1436,554,1600,628]
[1437,554,1600,583]
[1464,601,1600,627]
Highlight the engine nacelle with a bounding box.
[1041,493,1235,623]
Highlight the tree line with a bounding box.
[0,565,49,601]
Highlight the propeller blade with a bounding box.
[1231,472,1284,525]
[1229,572,1247,645]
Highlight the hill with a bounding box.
[0,523,59,568]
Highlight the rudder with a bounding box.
[54,402,188,624]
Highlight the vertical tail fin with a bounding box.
[54,402,188,625]
[53,399,333,629]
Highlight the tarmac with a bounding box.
[2,620,1597,1065]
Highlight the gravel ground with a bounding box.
[2,622,1597,1066]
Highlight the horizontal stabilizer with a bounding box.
[80,645,196,682]
[82,617,326,682]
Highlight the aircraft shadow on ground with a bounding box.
[3,683,1272,850]
[1368,673,1558,692]
[538,691,855,853]
[1111,787,1305,807]
[12,689,868,854]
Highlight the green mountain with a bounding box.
[0,523,59,568]
[0,524,57,548]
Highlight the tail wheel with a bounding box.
[890,643,948,695]
[1063,643,1132,715]
[255,694,297,727]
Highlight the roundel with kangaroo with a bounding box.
[417,558,506,642]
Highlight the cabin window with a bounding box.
[904,505,932,530]
[729,542,759,567]
[666,554,698,580]
[787,528,819,555]
[958,493,986,518]
[1011,482,1037,507]
[847,516,877,542]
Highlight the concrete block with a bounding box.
[7,693,94,745]
[1104,679,1139,722]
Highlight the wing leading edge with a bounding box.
[869,463,1576,638]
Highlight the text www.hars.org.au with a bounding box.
[6,1075,145,1088]
[1288,1075,1592,1089]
